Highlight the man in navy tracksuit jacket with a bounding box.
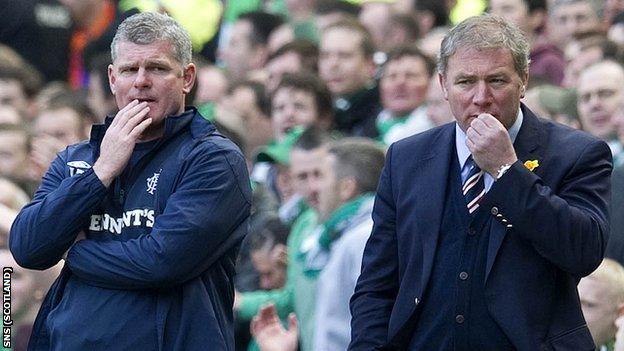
[10,12,251,350]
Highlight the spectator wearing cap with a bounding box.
[256,127,307,225]
[319,18,381,138]
[376,45,435,145]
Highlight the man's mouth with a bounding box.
[135,98,156,104]
[589,112,609,124]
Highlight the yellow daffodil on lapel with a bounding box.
[524,160,539,171]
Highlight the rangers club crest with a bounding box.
[146,170,161,195]
[67,161,91,177]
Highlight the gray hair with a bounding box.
[437,14,530,77]
[111,12,192,65]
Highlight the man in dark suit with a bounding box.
[349,14,613,351]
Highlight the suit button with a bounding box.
[459,271,469,280]
[414,297,420,305]
[491,207,499,216]
[455,314,464,324]
[467,227,476,236]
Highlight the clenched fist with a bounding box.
[465,113,518,177]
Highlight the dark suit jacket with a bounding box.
[606,164,624,264]
[349,106,613,351]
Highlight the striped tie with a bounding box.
[462,157,486,214]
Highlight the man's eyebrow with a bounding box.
[487,72,509,79]
[117,60,171,69]
[117,62,137,70]
[454,73,475,80]
[145,59,172,66]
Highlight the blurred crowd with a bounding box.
[2,0,624,350]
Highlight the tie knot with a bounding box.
[465,156,482,177]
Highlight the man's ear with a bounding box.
[271,244,288,266]
[339,177,358,202]
[438,73,448,100]
[617,302,624,317]
[108,64,116,95]
[520,71,528,98]
[182,63,197,94]
[367,58,376,78]
[251,46,269,70]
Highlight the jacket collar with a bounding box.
[89,106,210,148]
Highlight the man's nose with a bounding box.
[326,54,340,69]
[133,67,151,88]
[472,81,491,106]
[587,92,603,107]
[391,75,408,90]
[284,105,296,120]
[306,177,321,193]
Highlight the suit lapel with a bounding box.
[415,124,456,291]
[485,105,544,281]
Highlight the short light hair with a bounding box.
[328,138,385,193]
[437,14,530,77]
[111,12,192,65]
[587,258,624,305]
